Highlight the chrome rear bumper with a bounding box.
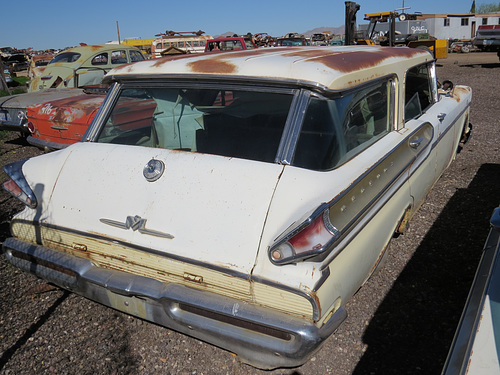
[2,237,346,369]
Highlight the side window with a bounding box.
[405,64,434,121]
[294,79,392,171]
[129,50,144,62]
[111,50,128,64]
[245,40,256,49]
[91,53,108,65]
[232,41,243,50]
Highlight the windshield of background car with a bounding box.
[50,52,81,64]
[96,87,294,163]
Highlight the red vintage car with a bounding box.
[26,89,156,151]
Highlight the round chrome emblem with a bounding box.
[143,159,165,182]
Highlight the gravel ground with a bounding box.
[1,52,499,375]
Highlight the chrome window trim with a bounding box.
[83,82,121,141]
[429,61,439,104]
[275,89,311,165]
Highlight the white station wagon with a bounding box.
[2,46,472,369]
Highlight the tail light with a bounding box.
[27,121,35,134]
[269,204,340,265]
[2,160,37,208]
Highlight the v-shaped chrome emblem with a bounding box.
[100,215,174,239]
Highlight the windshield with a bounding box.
[96,87,294,163]
[50,52,81,64]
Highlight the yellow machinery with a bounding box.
[345,2,448,59]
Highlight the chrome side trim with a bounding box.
[270,122,434,267]
[26,135,69,151]
[276,89,310,165]
[2,237,346,370]
[83,82,121,141]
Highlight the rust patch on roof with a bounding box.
[150,54,193,68]
[89,45,105,52]
[187,58,237,74]
[313,48,424,73]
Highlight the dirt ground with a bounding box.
[1,52,499,375]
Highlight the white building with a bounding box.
[420,13,500,40]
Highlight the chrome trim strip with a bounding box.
[2,237,346,369]
[276,89,310,165]
[270,122,433,267]
[83,82,121,141]
[319,123,434,268]
[26,135,69,151]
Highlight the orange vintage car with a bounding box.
[26,89,156,151]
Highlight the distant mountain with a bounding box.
[303,26,345,37]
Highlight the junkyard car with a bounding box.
[205,36,257,51]
[442,207,500,374]
[28,53,55,81]
[24,87,158,151]
[276,32,310,46]
[0,88,86,136]
[28,44,145,92]
[24,89,106,150]
[2,46,472,369]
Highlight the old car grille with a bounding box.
[11,221,314,319]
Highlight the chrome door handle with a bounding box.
[438,113,446,122]
[409,137,424,149]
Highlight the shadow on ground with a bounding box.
[354,163,500,375]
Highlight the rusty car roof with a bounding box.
[106,45,432,91]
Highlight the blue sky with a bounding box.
[2,0,477,50]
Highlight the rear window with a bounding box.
[97,87,293,163]
[50,52,81,64]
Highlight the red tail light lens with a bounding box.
[269,205,340,265]
[2,160,37,208]
[27,121,35,133]
[3,179,36,208]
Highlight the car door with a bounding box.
[403,62,441,212]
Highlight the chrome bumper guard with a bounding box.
[2,237,346,369]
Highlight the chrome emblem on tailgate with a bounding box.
[100,215,174,239]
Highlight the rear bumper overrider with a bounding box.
[2,237,346,369]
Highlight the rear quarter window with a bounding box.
[293,79,393,171]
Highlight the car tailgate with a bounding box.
[37,142,284,274]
